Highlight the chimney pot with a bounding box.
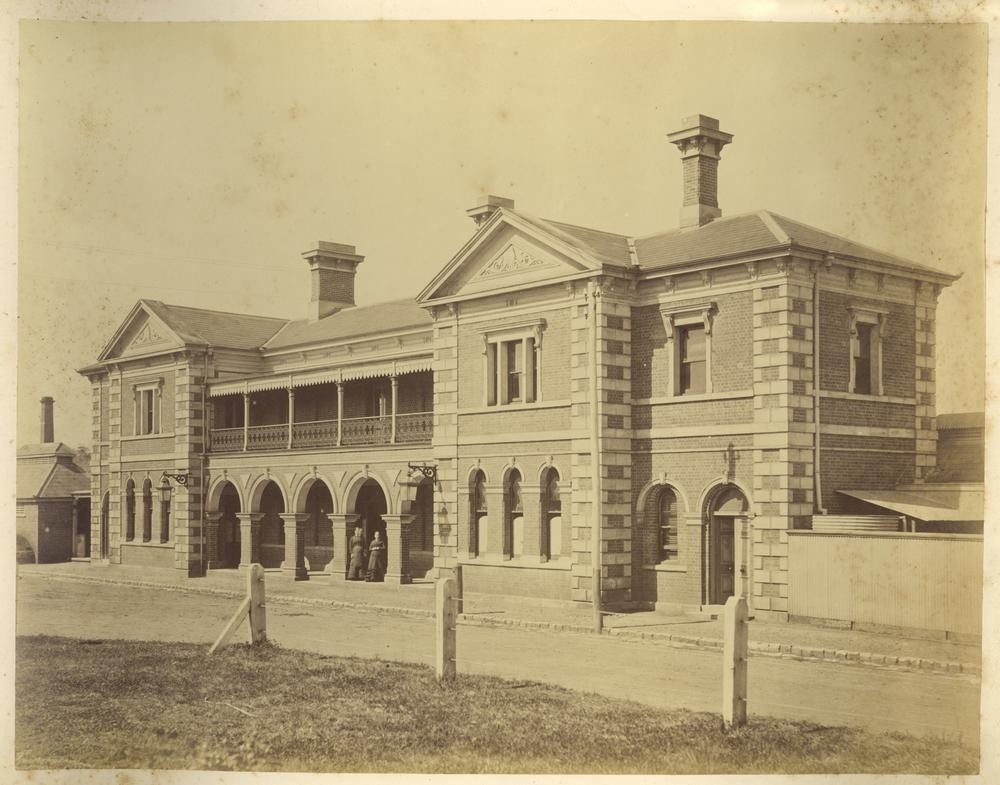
[40,396,54,443]
[302,242,365,321]
[667,115,733,228]
[466,194,515,227]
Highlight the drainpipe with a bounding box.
[813,260,828,516]
[587,280,603,633]
[201,347,212,577]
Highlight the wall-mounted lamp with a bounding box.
[159,472,191,504]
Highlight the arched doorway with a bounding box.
[705,485,750,605]
[217,482,242,569]
[355,479,387,547]
[258,481,285,569]
[304,481,334,572]
[99,492,110,560]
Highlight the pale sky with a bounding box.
[17,20,987,449]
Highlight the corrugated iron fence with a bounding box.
[787,531,983,636]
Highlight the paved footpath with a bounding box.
[16,572,980,743]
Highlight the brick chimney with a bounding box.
[302,241,365,321]
[466,194,515,227]
[40,396,54,443]
[667,115,733,229]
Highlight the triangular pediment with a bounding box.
[98,302,185,362]
[418,210,601,302]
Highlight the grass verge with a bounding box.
[15,635,977,774]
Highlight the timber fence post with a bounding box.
[722,594,748,728]
[249,563,267,644]
[435,576,457,682]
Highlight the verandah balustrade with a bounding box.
[210,411,432,452]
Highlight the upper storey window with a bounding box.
[848,307,888,396]
[482,319,545,407]
[659,301,716,397]
[678,324,707,395]
[133,379,163,436]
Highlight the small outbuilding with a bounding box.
[16,397,90,563]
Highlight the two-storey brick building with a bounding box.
[80,115,959,621]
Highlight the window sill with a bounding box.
[643,562,688,573]
[122,540,173,549]
[820,391,916,405]
[633,390,753,405]
[458,556,572,571]
[460,399,571,415]
[120,432,175,442]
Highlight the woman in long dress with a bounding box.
[366,529,386,582]
[347,525,366,580]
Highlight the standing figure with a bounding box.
[347,525,367,580]
[366,529,387,582]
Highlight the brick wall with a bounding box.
[457,307,572,409]
[818,289,915,397]
[820,398,914,429]
[631,290,753,399]
[314,268,355,305]
[820,450,915,512]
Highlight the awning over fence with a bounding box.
[837,487,983,522]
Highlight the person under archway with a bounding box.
[347,525,367,580]
[365,529,386,582]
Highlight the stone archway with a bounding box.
[211,481,242,569]
[257,481,286,569]
[302,481,335,573]
[703,485,750,605]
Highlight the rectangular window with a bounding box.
[135,386,160,436]
[853,323,873,395]
[485,335,538,406]
[506,340,522,402]
[678,325,706,395]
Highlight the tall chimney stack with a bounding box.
[466,194,515,227]
[40,396,54,443]
[302,241,365,321]
[667,115,733,229]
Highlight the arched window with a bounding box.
[125,479,136,542]
[504,468,523,559]
[541,468,561,561]
[658,487,678,562]
[470,470,487,557]
[142,478,153,542]
[160,495,170,543]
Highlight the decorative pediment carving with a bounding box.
[475,243,550,279]
[130,322,166,348]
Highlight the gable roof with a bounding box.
[17,444,89,500]
[142,300,288,350]
[263,298,433,351]
[512,212,633,268]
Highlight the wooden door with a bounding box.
[712,516,735,604]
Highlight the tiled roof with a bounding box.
[635,212,782,269]
[263,298,433,350]
[937,412,985,431]
[143,300,288,351]
[17,448,88,500]
[515,212,633,267]
[633,210,953,277]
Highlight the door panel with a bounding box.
[713,516,735,604]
